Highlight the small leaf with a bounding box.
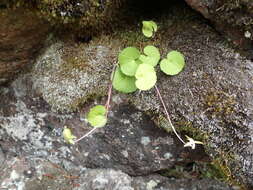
[112,67,137,93]
[139,45,160,67]
[160,51,185,75]
[119,47,141,76]
[87,105,107,128]
[142,21,158,38]
[63,126,76,144]
[135,64,157,90]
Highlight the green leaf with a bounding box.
[135,64,157,90]
[160,51,185,75]
[119,47,141,76]
[63,126,76,144]
[112,67,137,93]
[87,105,107,128]
[142,21,158,38]
[139,45,160,67]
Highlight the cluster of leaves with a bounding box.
[64,21,185,143]
[112,21,185,93]
[63,21,203,149]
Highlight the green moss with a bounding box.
[204,153,247,190]
[115,30,146,47]
[204,90,236,118]
[60,45,90,73]
[69,88,107,111]
[150,114,208,142]
[3,0,127,36]
[175,120,208,142]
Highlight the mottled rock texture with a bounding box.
[5,0,125,32]
[0,7,50,85]
[0,75,229,190]
[1,1,253,190]
[1,0,252,85]
[74,169,233,190]
[185,0,253,51]
[22,3,253,188]
[0,157,233,190]
[0,76,208,176]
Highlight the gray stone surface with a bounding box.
[0,147,5,166]
[0,75,208,176]
[0,157,233,190]
[74,169,233,190]
[0,1,253,189]
[184,0,253,55]
[25,4,253,187]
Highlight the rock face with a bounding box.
[0,156,232,190]
[0,75,232,190]
[13,2,252,188]
[1,0,252,85]
[0,7,50,85]
[0,1,253,190]
[0,75,208,175]
[185,0,253,51]
[74,169,232,190]
[5,0,125,33]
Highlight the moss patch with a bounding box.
[150,114,208,143]
[206,152,247,190]
[204,90,236,118]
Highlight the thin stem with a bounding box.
[105,83,112,117]
[154,85,185,144]
[74,64,117,144]
[74,127,97,144]
[105,64,117,117]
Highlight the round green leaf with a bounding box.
[120,59,142,76]
[119,47,141,76]
[139,45,160,67]
[160,51,185,75]
[135,64,157,90]
[87,105,107,128]
[144,45,160,57]
[112,67,137,93]
[142,21,158,38]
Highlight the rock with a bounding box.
[132,175,233,190]
[74,169,233,190]
[0,157,77,190]
[185,0,253,51]
[4,0,126,35]
[0,75,231,190]
[24,2,253,188]
[0,147,5,166]
[0,7,50,85]
[0,157,232,190]
[75,104,210,175]
[31,41,114,112]
[73,169,133,190]
[1,1,253,189]
[0,75,209,176]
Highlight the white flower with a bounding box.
[184,136,203,149]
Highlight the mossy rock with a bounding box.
[5,0,127,35]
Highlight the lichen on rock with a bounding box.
[31,38,120,112]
